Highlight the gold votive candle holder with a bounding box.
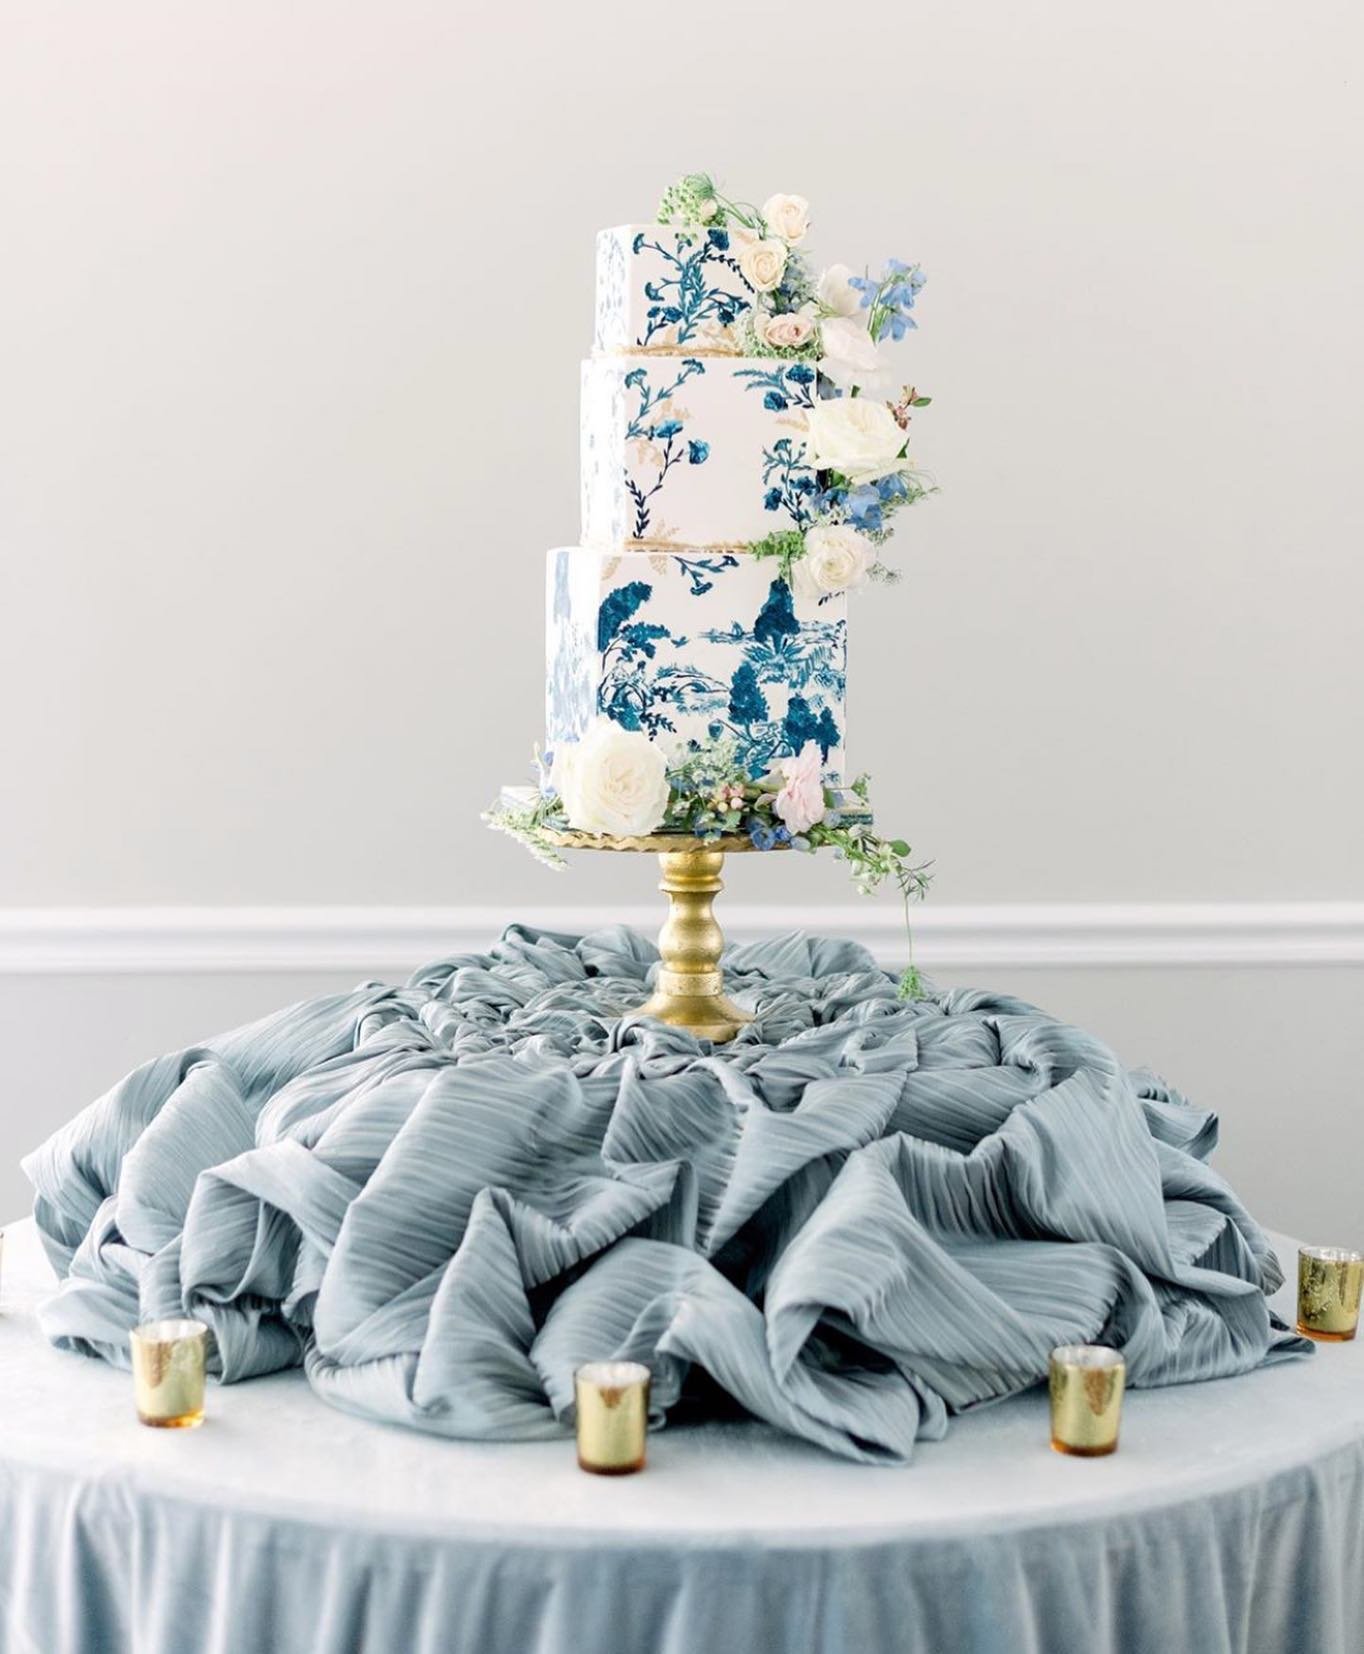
[574,1361,650,1475]
[1049,1345,1125,1457]
[1297,1246,1363,1342]
[130,1319,208,1429]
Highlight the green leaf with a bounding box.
[911,396,932,407]
[890,839,911,856]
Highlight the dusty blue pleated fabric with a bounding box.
[23,926,1308,1463]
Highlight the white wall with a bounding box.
[2,4,1362,1230]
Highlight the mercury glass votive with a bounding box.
[1049,1345,1126,1457]
[130,1319,208,1429]
[1297,1247,1363,1342]
[574,1361,650,1475]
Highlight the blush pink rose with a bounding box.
[773,741,826,834]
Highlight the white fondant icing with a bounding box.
[580,355,819,551]
[593,225,756,354]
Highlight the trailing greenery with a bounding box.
[482,791,568,871]
[487,737,933,1000]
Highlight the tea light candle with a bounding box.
[1049,1345,1125,1457]
[574,1361,650,1475]
[130,1319,208,1429]
[1297,1246,1363,1342]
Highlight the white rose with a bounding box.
[805,396,907,482]
[791,525,876,598]
[816,263,862,318]
[738,237,789,293]
[762,193,811,244]
[818,315,888,393]
[551,719,671,837]
[753,309,816,351]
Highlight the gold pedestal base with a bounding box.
[540,831,771,1044]
[637,848,752,1042]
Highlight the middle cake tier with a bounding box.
[548,546,848,781]
[582,353,820,550]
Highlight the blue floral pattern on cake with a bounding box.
[583,567,845,772]
[631,228,751,348]
[621,359,710,538]
[733,362,817,412]
[761,438,818,527]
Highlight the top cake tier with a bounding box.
[594,225,758,354]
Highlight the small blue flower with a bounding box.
[824,810,843,827]
[631,232,646,254]
[846,486,884,532]
[749,823,776,851]
[624,367,646,389]
[763,487,783,512]
[791,835,812,853]
[687,439,710,464]
[772,824,792,845]
[763,390,787,411]
[707,228,730,251]
[653,419,683,440]
[788,364,816,386]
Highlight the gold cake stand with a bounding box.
[541,830,786,1043]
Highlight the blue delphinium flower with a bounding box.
[687,439,710,464]
[849,274,878,309]
[845,486,884,532]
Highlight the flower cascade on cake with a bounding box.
[488,173,933,995]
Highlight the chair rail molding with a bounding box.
[1,903,1362,974]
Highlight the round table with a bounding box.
[1,1219,1360,1654]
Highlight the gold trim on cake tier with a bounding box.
[599,344,742,358]
[618,539,752,554]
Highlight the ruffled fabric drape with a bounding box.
[24,927,1307,1463]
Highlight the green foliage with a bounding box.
[747,529,807,587]
[482,794,568,871]
[656,172,764,232]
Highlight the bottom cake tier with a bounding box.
[546,546,848,779]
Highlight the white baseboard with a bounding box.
[1,903,1362,974]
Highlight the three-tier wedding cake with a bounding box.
[493,174,933,941]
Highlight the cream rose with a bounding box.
[791,524,876,599]
[818,315,887,393]
[805,395,907,482]
[551,719,670,838]
[773,742,826,834]
[816,263,862,318]
[738,236,789,293]
[754,309,816,351]
[762,193,811,244]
